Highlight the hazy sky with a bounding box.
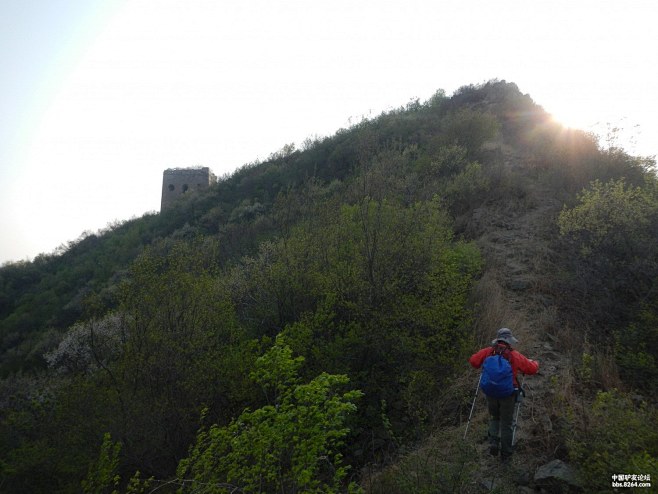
[1,0,657,264]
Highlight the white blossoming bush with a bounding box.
[44,312,126,374]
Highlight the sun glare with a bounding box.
[544,99,594,132]
[549,107,645,154]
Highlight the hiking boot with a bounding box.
[487,433,500,457]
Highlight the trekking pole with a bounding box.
[511,374,526,446]
[463,374,482,440]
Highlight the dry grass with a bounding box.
[590,347,623,391]
[361,428,480,494]
[470,269,529,345]
[546,318,583,354]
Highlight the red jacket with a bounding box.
[469,345,539,387]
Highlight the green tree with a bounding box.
[439,108,500,159]
[81,433,121,494]
[558,177,658,320]
[100,239,253,478]
[558,177,658,393]
[558,178,657,257]
[262,195,482,444]
[176,336,363,493]
[616,307,658,394]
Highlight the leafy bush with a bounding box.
[176,337,363,494]
[103,240,254,475]
[439,108,500,159]
[81,433,121,494]
[616,306,658,395]
[558,177,658,317]
[82,433,154,494]
[44,313,125,374]
[558,177,658,393]
[558,178,657,259]
[568,390,658,490]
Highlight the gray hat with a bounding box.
[492,327,519,346]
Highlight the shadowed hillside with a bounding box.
[1,80,656,493]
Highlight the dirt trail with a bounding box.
[465,166,573,491]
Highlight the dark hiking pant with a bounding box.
[486,393,516,457]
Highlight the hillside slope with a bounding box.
[367,141,658,492]
[1,81,657,493]
[465,154,573,491]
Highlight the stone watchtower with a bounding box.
[161,167,217,211]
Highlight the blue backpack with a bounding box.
[480,345,515,398]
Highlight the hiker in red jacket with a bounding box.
[469,327,539,462]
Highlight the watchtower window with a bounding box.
[168,184,175,191]
[182,184,189,192]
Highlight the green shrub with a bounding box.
[616,307,658,395]
[176,336,363,493]
[568,390,658,490]
[440,108,500,159]
[82,433,121,494]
